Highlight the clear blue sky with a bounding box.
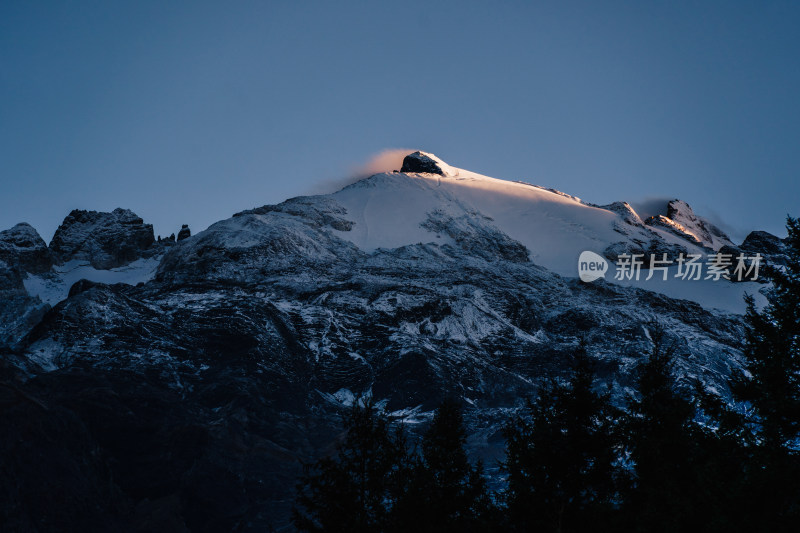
[1,0,798,243]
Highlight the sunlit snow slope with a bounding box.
[329,152,764,313]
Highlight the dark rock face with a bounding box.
[0,223,53,274]
[718,244,744,262]
[730,230,791,275]
[177,225,191,242]
[741,230,786,256]
[0,260,49,349]
[49,209,156,269]
[0,352,316,531]
[717,244,749,282]
[9,280,324,529]
[0,260,24,292]
[401,151,447,175]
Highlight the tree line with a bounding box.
[294,217,800,533]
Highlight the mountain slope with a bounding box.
[0,151,784,530]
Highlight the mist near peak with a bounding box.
[629,197,671,220]
[630,197,749,244]
[307,149,414,195]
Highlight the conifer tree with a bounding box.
[623,325,700,532]
[503,346,622,533]
[293,399,409,533]
[734,216,800,450]
[392,399,497,532]
[729,216,800,530]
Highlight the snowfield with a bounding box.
[330,159,764,313]
[23,257,161,306]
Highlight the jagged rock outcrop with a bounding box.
[158,200,361,285]
[49,208,156,269]
[741,230,786,256]
[596,202,692,266]
[177,224,191,242]
[640,200,733,251]
[721,230,791,277]
[0,223,53,274]
[665,199,733,249]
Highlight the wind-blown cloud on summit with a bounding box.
[629,197,671,220]
[308,149,413,194]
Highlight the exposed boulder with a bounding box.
[49,209,155,270]
[0,223,53,274]
[400,151,454,176]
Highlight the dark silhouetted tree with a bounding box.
[734,216,800,450]
[728,215,800,530]
[623,324,701,532]
[293,399,409,533]
[503,345,623,533]
[392,399,497,532]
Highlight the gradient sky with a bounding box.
[1,1,798,243]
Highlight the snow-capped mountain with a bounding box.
[0,151,786,530]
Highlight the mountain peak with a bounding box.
[49,208,156,269]
[0,222,53,274]
[400,151,456,176]
[665,199,733,250]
